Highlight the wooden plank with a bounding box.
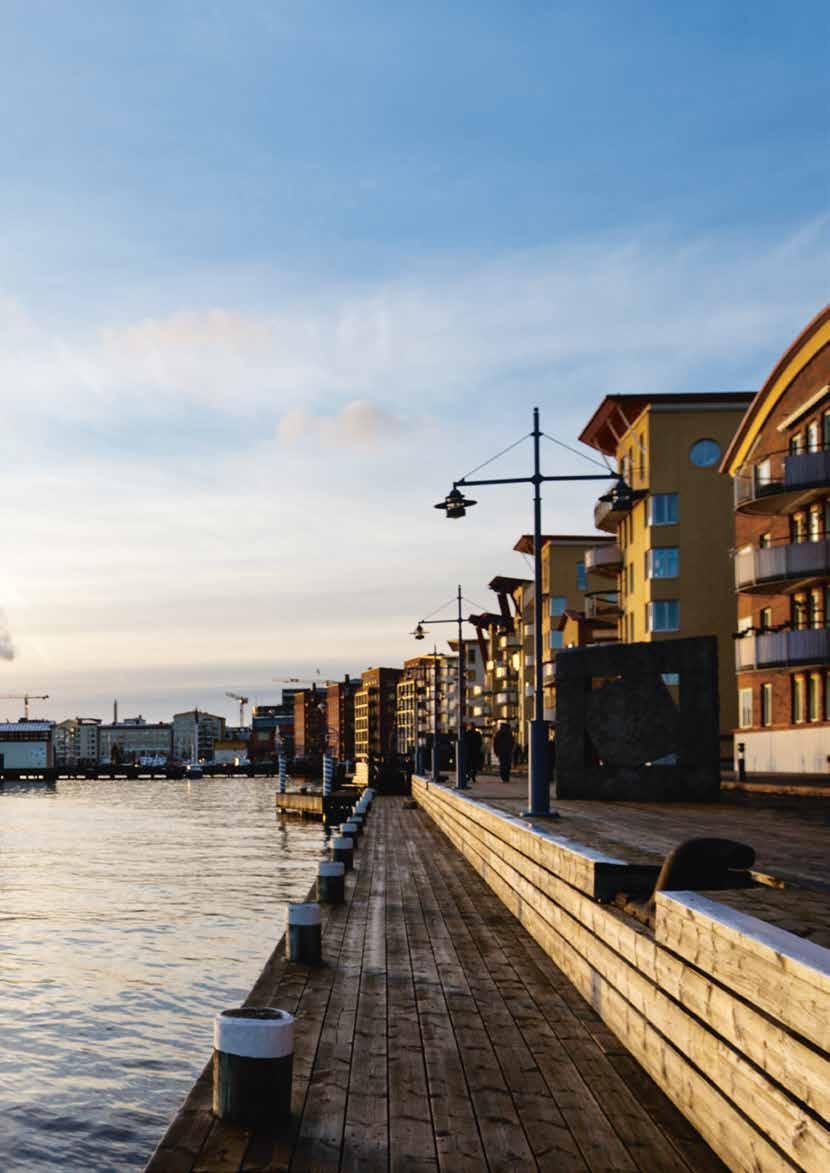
[419,786,798,1173]
[413,776,656,899]
[655,890,830,1053]
[417,781,830,1126]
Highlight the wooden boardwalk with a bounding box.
[146,798,725,1172]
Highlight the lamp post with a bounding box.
[412,632,441,784]
[413,585,471,790]
[434,406,630,817]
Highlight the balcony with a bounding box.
[733,449,830,515]
[495,689,518,705]
[584,591,621,620]
[584,542,623,576]
[734,537,830,592]
[543,659,556,680]
[735,627,830,670]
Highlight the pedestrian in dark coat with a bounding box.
[492,723,515,783]
[463,725,483,784]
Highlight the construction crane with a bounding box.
[1,693,49,720]
[273,669,323,685]
[225,692,249,725]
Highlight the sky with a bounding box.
[2,0,830,723]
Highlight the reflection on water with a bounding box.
[0,778,326,1172]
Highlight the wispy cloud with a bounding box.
[278,399,403,447]
[0,612,15,661]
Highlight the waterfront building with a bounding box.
[53,717,101,768]
[579,391,753,756]
[354,667,401,759]
[0,721,54,769]
[448,637,486,730]
[513,533,615,729]
[326,676,359,762]
[476,576,528,745]
[395,652,466,758]
[213,738,249,765]
[722,305,830,774]
[99,721,172,764]
[293,686,327,764]
[249,697,295,762]
[172,710,226,762]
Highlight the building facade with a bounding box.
[293,686,327,762]
[355,667,401,759]
[722,306,830,774]
[54,717,101,767]
[580,392,753,755]
[172,710,226,762]
[99,720,173,764]
[0,721,54,769]
[326,677,359,762]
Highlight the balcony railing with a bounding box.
[495,689,518,704]
[734,448,830,514]
[735,627,830,670]
[584,542,623,575]
[585,591,621,620]
[734,537,830,590]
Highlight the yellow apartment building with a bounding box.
[513,534,615,724]
[579,392,753,752]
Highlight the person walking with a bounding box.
[493,722,515,784]
[463,724,483,785]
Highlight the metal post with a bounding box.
[527,406,550,816]
[278,752,287,794]
[455,584,467,789]
[322,754,333,798]
[432,646,440,783]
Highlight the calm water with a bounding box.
[0,778,326,1172]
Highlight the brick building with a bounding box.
[722,306,830,774]
[354,667,401,760]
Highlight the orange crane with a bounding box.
[1,693,49,720]
[225,692,249,725]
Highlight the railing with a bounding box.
[734,537,830,589]
[495,689,518,704]
[584,543,623,573]
[734,448,830,509]
[585,592,620,620]
[735,626,830,670]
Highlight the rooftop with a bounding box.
[513,533,614,555]
[579,391,754,456]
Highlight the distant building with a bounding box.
[326,676,359,761]
[355,667,401,759]
[250,693,296,762]
[293,686,327,763]
[54,717,101,768]
[213,738,249,765]
[98,721,172,764]
[172,710,226,762]
[0,721,54,769]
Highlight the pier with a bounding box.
[147,795,735,1172]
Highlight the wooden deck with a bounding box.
[145,797,724,1172]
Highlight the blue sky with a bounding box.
[1,1,829,721]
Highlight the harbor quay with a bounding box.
[144,780,829,1172]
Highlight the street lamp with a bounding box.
[412,584,476,790]
[434,406,627,817]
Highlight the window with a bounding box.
[808,420,821,453]
[689,438,721,467]
[647,547,680,579]
[810,589,823,629]
[791,512,807,543]
[467,648,476,663]
[550,596,567,617]
[824,412,830,451]
[628,563,635,593]
[761,683,773,727]
[576,562,586,591]
[809,674,822,722]
[662,673,679,686]
[759,532,772,549]
[789,434,803,456]
[792,675,806,724]
[793,593,808,630]
[810,504,823,542]
[739,688,753,729]
[756,458,772,487]
[760,606,773,630]
[648,493,679,526]
[647,600,680,632]
[549,631,564,651]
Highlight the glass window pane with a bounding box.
[550,596,567,617]
[739,688,753,728]
[648,547,679,578]
[648,493,679,526]
[576,562,586,591]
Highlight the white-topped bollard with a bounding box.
[340,820,360,842]
[213,1007,294,1126]
[317,860,345,904]
[332,835,354,871]
[349,814,364,834]
[286,902,322,964]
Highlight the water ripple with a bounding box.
[0,777,326,1171]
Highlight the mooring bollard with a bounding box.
[349,813,364,834]
[340,820,360,842]
[317,859,345,904]
[213,1007,294,1126]
[278,752,287,794]
[286,902,322,964]
[331,835,354,871]
[322,754,334,798]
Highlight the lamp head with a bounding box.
[411,623,427,641]
[434,485,477,519]
[599,476,635,510]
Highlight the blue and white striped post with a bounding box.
[322,754,334,798]
[278,753,287,794]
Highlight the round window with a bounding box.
[690,438,721,467]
